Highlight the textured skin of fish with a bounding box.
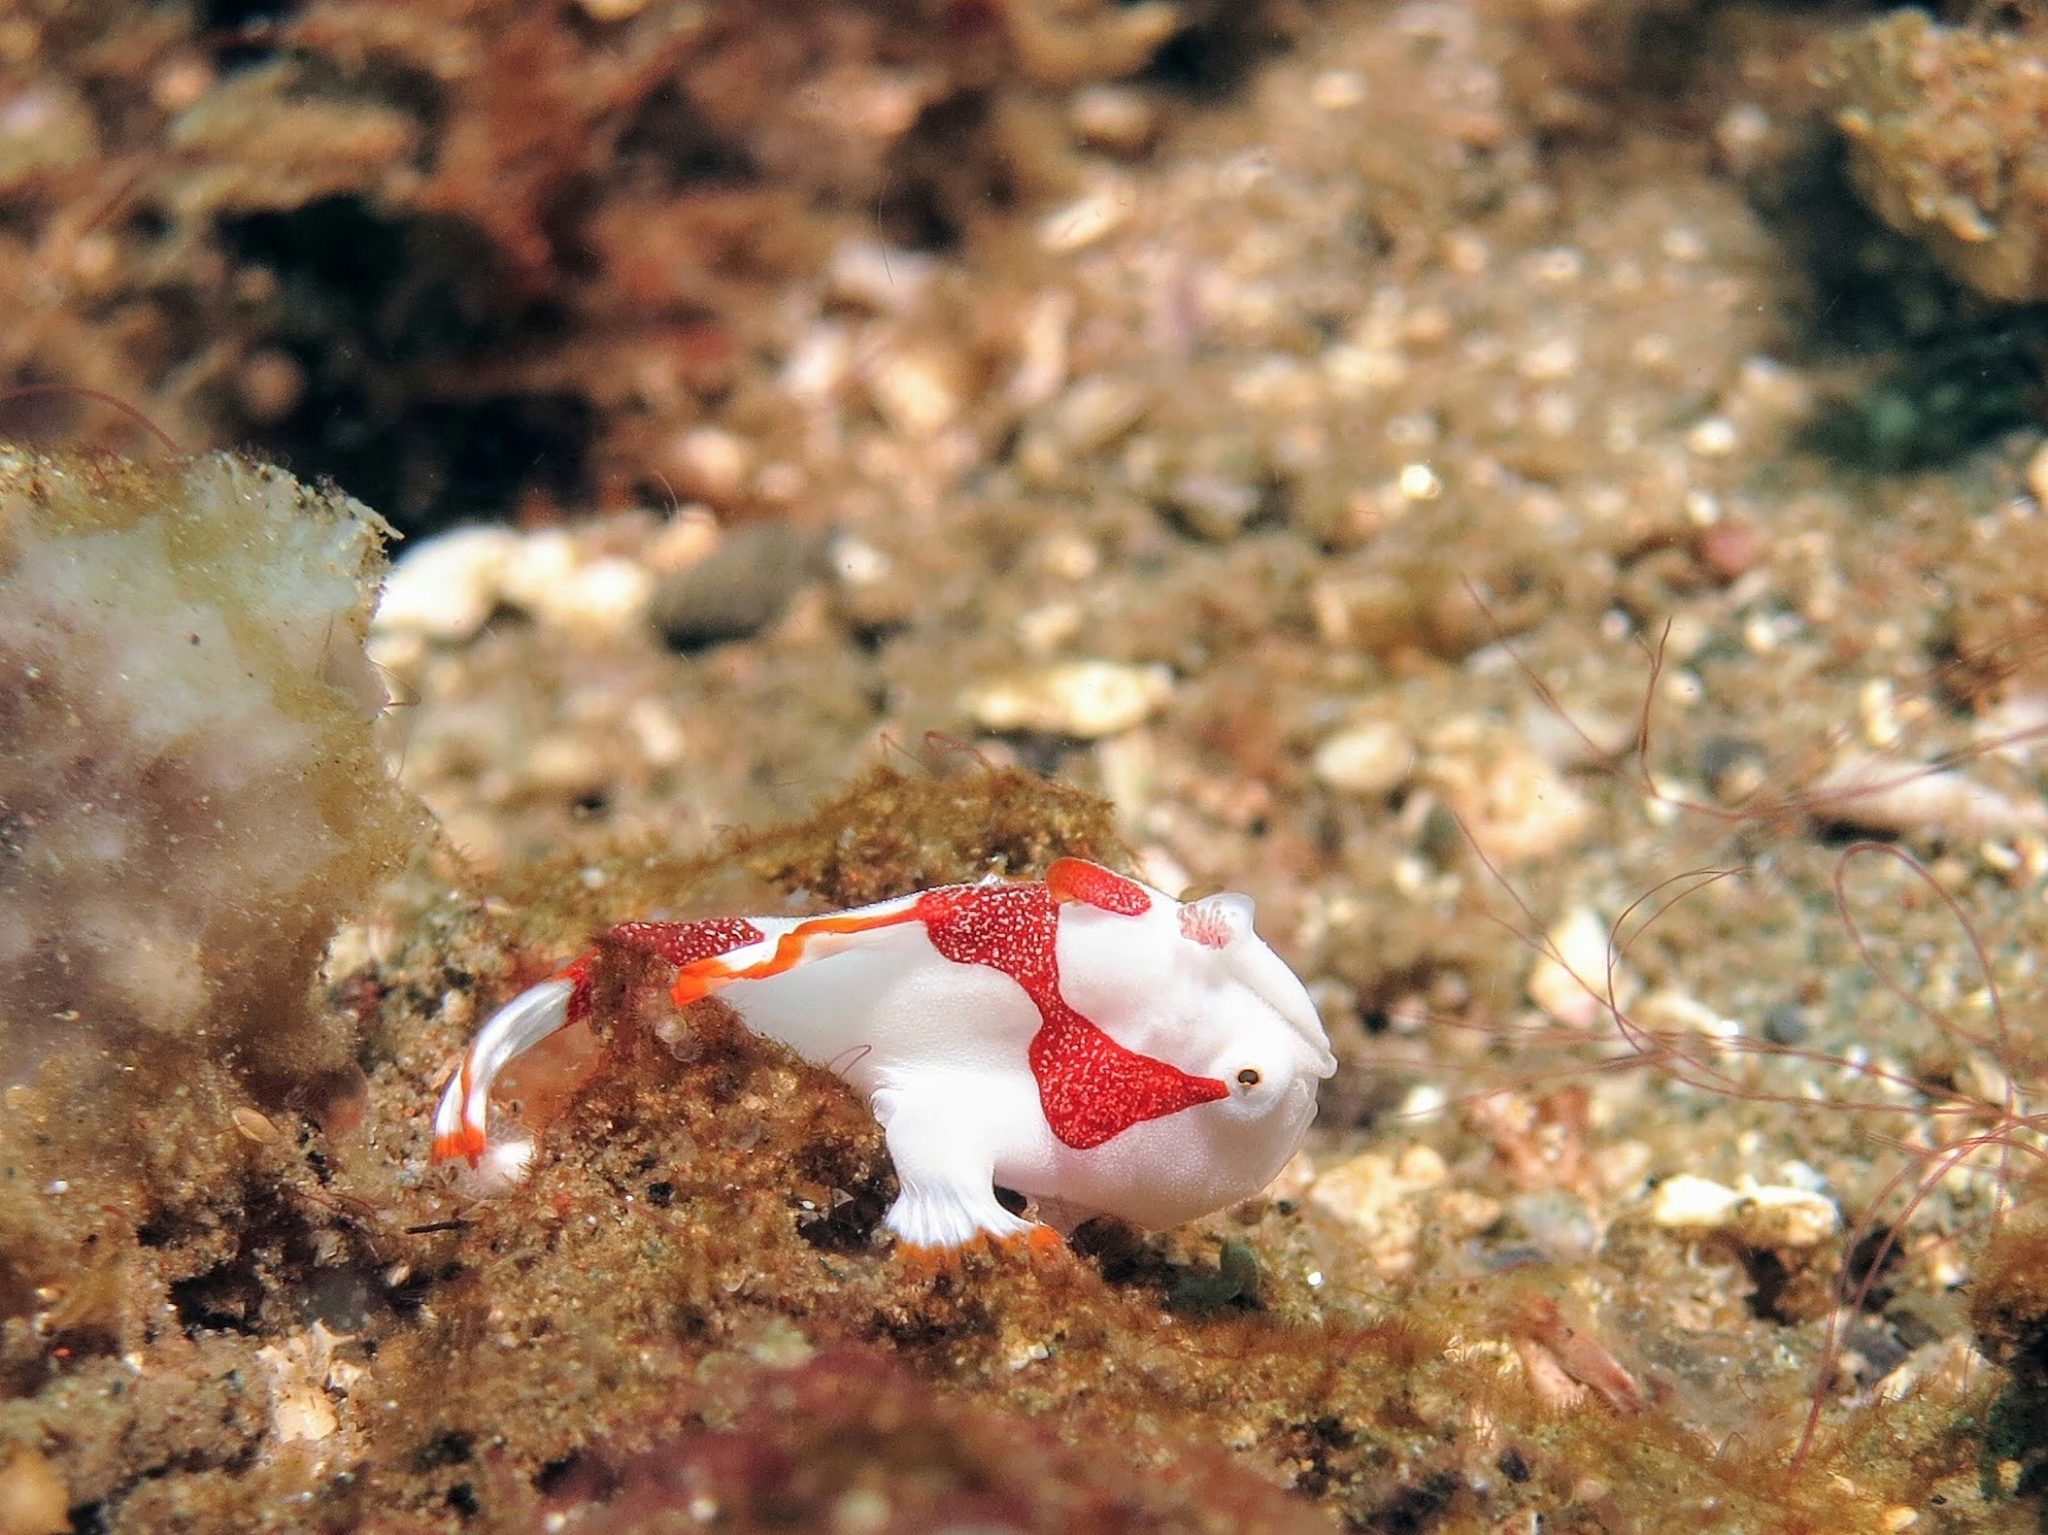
[432,858,1336,1256]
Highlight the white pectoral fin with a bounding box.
[873,1086,1035,1251]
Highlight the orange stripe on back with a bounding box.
[669,906,923,1004]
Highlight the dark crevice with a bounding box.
[217,196,596,533]
[615,84,760,188]
[874,95,1002,252]
[198,0,299,28]
[1750,136,2048,472]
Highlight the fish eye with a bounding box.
[1236,1068,1262,1088]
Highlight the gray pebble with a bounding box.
[648,523,818,651]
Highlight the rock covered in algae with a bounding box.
[553,1346,1333,1534]
[1829,11,2048,303]
[0,448,422,1099]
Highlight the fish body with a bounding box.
[433,858,1335,1254]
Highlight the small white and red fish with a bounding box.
[432,858,1335,1256]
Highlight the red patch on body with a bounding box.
[913,882,1226,1149]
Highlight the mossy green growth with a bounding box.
[487,754,1138,951]
[722,754,1138,905]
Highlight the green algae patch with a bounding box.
[478,754,1138,972]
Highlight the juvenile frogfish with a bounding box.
[432,858,1336,1256]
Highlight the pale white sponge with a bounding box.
[0,450,422,1091]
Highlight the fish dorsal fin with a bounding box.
[1045,858,1152,916]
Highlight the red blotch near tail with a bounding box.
[613,917,766,969]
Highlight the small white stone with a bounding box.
[963,660,1172,739]
[1038,180,1132,254]
[1015,601,1084,658]
[1050,375,1149,455]
[1168,473,1261,540]
[1685,416,1739,457]
[867,345,964,437]
[1526,907,1616,1029]
[1069,85,1159,157]
[374,525,519,641]
[498,538,653,637]
[257,1324,346,1444]
[496,528,576,609]
[1529,247,1584,284]
[782,322,854,404]
[1309,69,1368,110]
[1662,226,1708,263]
[2027,440,2048,509]
[1398,1083,1448,1121]
[1007,289,1074,411]
[1635,988,1742,1041]
[1421,719,1593,864]
[1649,1173,1840,1249]
[525,735,609,799]
[1961,1049,2014,1109]
[1312,721,1417,797]
[1397,462,1442,501]
[1038,532,1101,582]
[626,699,688,767]
[1811,753,2048,837]
[829,535,892,588]
[826,239,935,312]
[1733,1186,1842,1249]
[666,426,752,504]
[561,556,656,635]
[1714,103,1772,176]
[1323,342,1408,395]
[1649,1173,1739,1228]
[1516,338,1579,382]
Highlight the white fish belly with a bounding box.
[718,921,1042,1094]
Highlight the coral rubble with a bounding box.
[1829,11,2048,305]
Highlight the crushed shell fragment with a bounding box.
[1649,1174,1841,1249]
[962,661,1173,738]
